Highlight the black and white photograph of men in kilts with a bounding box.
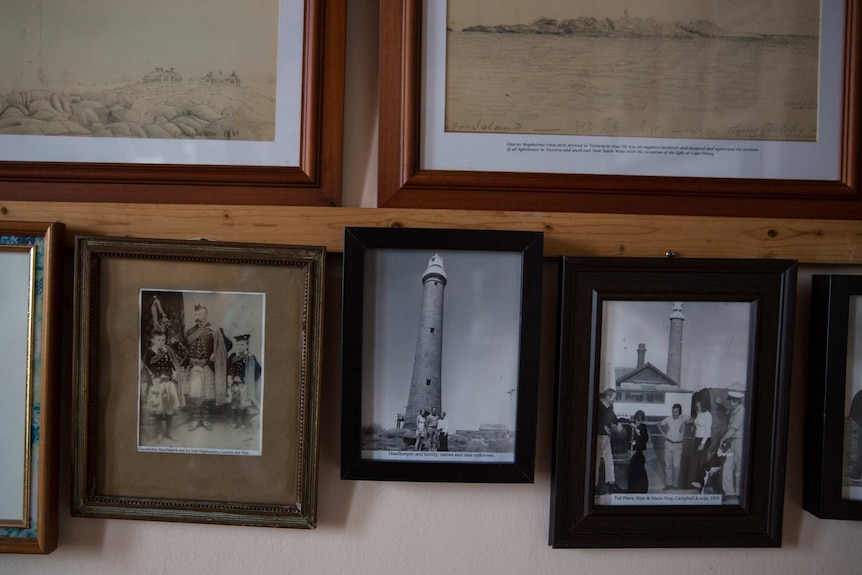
[137,289,265,456]
[594,300,752,507]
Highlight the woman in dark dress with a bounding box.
[627,410,649,493]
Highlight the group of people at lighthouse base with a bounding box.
[412,407,450,452]
[595,386,745,505]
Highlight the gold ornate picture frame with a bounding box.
[72,236,324,528]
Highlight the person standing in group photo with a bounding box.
[658,403,690,490]
[596,388,622,494]
[721,388,746,500]
[689,396,714,489]
[438,411,449,452]
[141,329,185,443]
[426,407,440,451]
[227,333,263,428]
[626,410,649,493]
[183,304,232,432]
[414,409,427,451]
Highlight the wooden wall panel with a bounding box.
[0,201,859,263]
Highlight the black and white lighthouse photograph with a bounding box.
[594,300,753,506]
[359,249,523,463]
[137,288,265,456]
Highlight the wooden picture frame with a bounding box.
[551,257,797,547]
[805,274,862,520]
[0,222,62,554]
[341,227,542,482]
[378,0,861,219]
[72,236,324,528]
[0,0,345,206]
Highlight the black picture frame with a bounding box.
[550,257,797,548]
[340,227,543,482]
[805,274,862,520]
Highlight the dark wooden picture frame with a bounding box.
[0,0,345,206]
[73,236,324,528]
[378,0,862,219]
[0,222,63,554]
[805,274,862,520]
[341,227,542,482]
[551,257,797,547]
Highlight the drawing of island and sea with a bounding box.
[446,0,820,141]
[0,0,280,142]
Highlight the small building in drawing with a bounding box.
[200,70,242,88]
[143,67,182,84]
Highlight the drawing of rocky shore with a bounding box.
[0,81,275,141]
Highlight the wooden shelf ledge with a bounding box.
[0,201,859,264]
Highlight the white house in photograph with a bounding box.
[608,302,694,420]
[610,344,694,420]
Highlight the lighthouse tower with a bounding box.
[667,301,685,384]
[404,254,447,429]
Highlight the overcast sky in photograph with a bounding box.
[600,300,752,392]
[361,249,523,432]
[447,0,819,35]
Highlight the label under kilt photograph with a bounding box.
[138,289,265,456]
[595,300,752,506]
[361,249,523,463]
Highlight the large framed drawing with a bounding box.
[550,257,796,547]
[0,0,345,205]
[72,236,324,527]
[379,0,862,218]
[805,274,862,520]
[0,222,62,554]
[341,227,542,482]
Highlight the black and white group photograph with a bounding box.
[359,249,523,464]
[137,289,265,456]
[843,295,862,501]
[594,300,752,506]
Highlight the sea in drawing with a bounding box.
[445,29,819,141]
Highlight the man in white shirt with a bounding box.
[438,412,450,451]
[659,403,689,490]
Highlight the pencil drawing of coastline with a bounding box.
[446,0,820,141]
[0,0,279,142]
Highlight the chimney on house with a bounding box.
[636,343,646,368]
